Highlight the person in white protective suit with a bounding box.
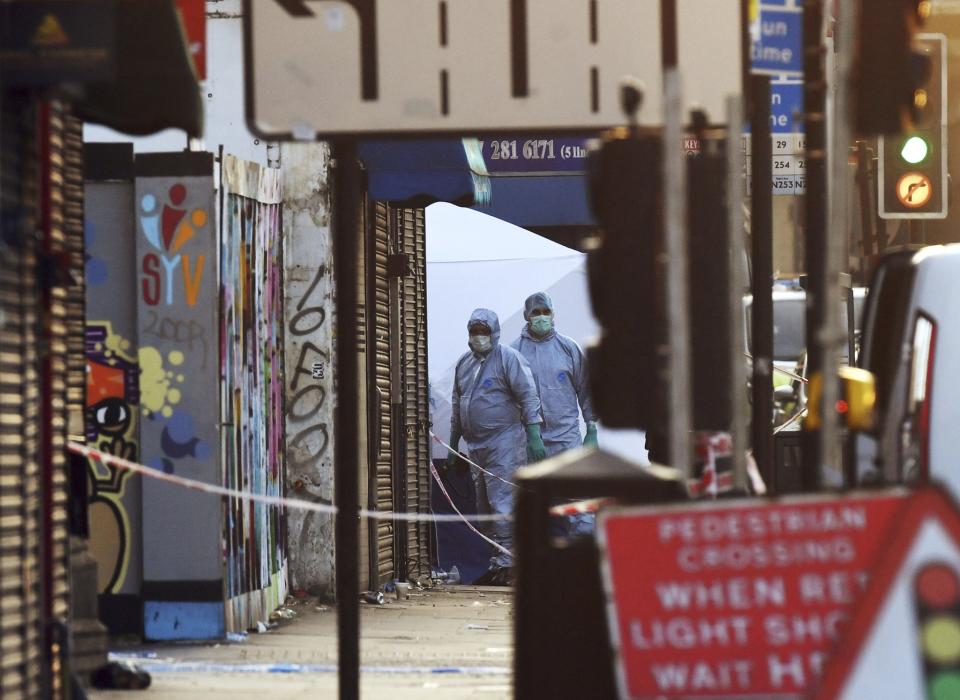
[447,308,545,585]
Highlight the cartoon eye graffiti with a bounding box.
[89,398,132,436]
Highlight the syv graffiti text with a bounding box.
[139,183,209,306]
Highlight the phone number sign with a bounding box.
[598,493,907,699]
[480,136,591,175]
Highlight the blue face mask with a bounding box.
[530,314,553,335]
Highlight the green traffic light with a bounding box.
[902,136,931,164]
[930,671,960,700]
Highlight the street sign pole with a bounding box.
[331,139,361,700]
[749,74,774,489]
[822,0,857,486]
[802,0,827,491]
[727,93,747,492]
[661,0,693,481]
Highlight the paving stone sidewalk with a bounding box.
[88,586,513,700]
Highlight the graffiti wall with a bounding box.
[134,152,222,640]
[220,154,287,631]
[83,143,144,634]
[280,143,336,596]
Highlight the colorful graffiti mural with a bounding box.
[139,184,209,307]
[220,155,287,630]
[135,153,224,640]
[85,322,139,593]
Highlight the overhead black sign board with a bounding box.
[0,0,115,86]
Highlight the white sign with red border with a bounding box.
[815,487,960,700]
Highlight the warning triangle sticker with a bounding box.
[814,486,960,700]
[32,13,69,47]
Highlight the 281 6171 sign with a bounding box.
[481,136,590,174]
[597,493,908,699]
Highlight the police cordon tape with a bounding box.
[432,430,767,504]
[429,432,518,488]
[67,442,512,524]
[69,441,576,528]
[70,434,764,533]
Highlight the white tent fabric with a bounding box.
[426,203,648,464]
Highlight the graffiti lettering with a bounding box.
[287,423,330,471]
[139,185,209,307]
[159,254,181,305]
[142,310,209,368]
[182,254,206,306]
[296,264,328,312]
[288,384,327,422]
[142,253,161,306]
[286,263,332,475]
[289,306,326,337]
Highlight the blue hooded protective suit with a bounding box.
[511,296,596,455]
[451,308,540,569]
[512,292,598,535]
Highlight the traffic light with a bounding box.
[585,130,667,432]
[585,129,733,437]
[879,34,947,219]
[913,561,960,700]
[855,0,932,135]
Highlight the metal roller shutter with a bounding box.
[370,202,394,586]
[41,101,72,640]
[397,208,430,581]
[63,114,86,425]
[0,91,43,700]
[0,95,71,700]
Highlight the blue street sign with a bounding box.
[751,7,803,76]
[742,81,803,134]
[770,81,803,133]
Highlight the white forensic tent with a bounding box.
[426,203,648,464]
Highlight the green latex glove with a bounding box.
[583,422,599,449]
[446,433,462,469]
[525,423,547,463]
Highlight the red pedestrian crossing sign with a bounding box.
[815,487,960,700]
[598,491,909,699]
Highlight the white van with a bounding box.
[856,244,960,495]
[743,287,867,403]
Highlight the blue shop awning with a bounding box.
[472,175,596,229]
[358,139,489,207]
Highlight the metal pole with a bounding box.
[856,141,876,264]
[663,68,692,480]
[749,75,774,489]
[727,95,748,492]
[802,0,827,490]
[660,0,691,479]
[332,139,361,700]
[821,0,856,486]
